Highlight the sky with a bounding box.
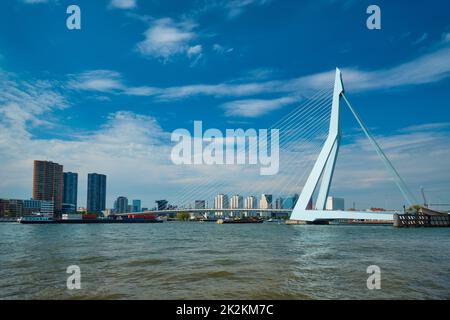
[0,0,449,210]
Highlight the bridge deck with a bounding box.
[290,210,396,222]
[116,209,396,222]
[115,208,292,215]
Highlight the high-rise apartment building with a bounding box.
[260,194,273,209]
[275,197,283,209]
[114,196,128,214]
[260,194,273,218]
[214,194,229,217]
[132,199,141,212]
[244,195,257,217]
[244,196,257,209]
[230,195,243,217]
[63,172,78,211]
[33,160,63,214]
[230,195,243,209]
[86,173,106,214]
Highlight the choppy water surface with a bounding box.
[0,222,449,299]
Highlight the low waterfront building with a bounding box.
[0,199,23,217]
[39,200,54,216]
[62,203,76,214]
[62,213,82,220]
[0,199,53,217]
[9,200,24,217]
[0,199,8,217]
[102,208,113,217]
[23,199,41,215]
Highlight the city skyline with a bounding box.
[0,1,449,210]
[3,158,305,215]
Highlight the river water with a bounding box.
[0,222,449,299]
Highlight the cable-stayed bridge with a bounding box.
[127,68,416,223]
[289,68,413,223]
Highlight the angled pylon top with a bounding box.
[334,68,344,93]
[328,68,344,139]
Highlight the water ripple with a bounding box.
[0,223,449,299]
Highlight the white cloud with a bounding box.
[109,0,137,9]
[400,122,450,133]
[136,18,199,60]
[0,70,68,126]
[222,96,296,117]
[411,33,428,46]
[222,0,271,19]
[187,45,203,67]
[64,42,450,125]
[167,43,450,101]
[187,45,202,58]
[124,86,160,96]
[158,81,281,100]
[212,44,233,55]
[188,0,270,20]
[22,0,49,3]
[68,69,278,99]
[238,68,277,81]
[68,70,124,93]
[72,43,450,106]
[68,70,159,96]
[341,47,450,90]
[442,32,450,43]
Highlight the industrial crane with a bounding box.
[420,186,450,208]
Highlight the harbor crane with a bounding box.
[420,186,450,208]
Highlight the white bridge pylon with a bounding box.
[290,68,415,222]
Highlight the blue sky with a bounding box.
[1,0,450,210]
